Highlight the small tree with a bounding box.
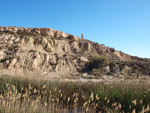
[89,55,108,69]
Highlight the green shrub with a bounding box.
[89,55,108,69]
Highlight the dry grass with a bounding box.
[0,75,150,113]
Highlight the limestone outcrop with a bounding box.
[0,26,73,40]
[0,26,150,79]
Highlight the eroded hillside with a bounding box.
[0,26,150,79]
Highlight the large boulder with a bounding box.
[40,28,55,36]
[55,31,68,39]
[120,64,130,74]
[67,35,78,41]
[44,43,53,52]
[83,42,91,51]
[110,63,120,73]
[102,65,110,73]
[32,28,41,35]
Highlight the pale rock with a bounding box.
[62,44,71,52]
[8,58,17,69]
[41,38,48,46]
[82,73,89,77]
[24,37,34,48]
[80,57,89,62]
[49,55,57,65]
[44,43,53,52]
[55,31,64,39]
[31,58,39,70]
[0,51,5,60]
[71,41,80,52]
[113,51,122,59]
[103,65,110,73]
[0,26,4,31]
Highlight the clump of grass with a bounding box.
[0,75,150,112]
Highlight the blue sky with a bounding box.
[0,0,150,58]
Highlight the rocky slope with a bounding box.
[0,26,150,79]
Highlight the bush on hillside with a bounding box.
[89,55,108,69]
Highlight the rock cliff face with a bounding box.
[0,26,150,79]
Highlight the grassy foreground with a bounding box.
[0,75,150,113]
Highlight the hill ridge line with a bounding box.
[0,26,79,41]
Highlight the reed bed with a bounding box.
[0,75,150,113]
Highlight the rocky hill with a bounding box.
[0,26,150,80]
